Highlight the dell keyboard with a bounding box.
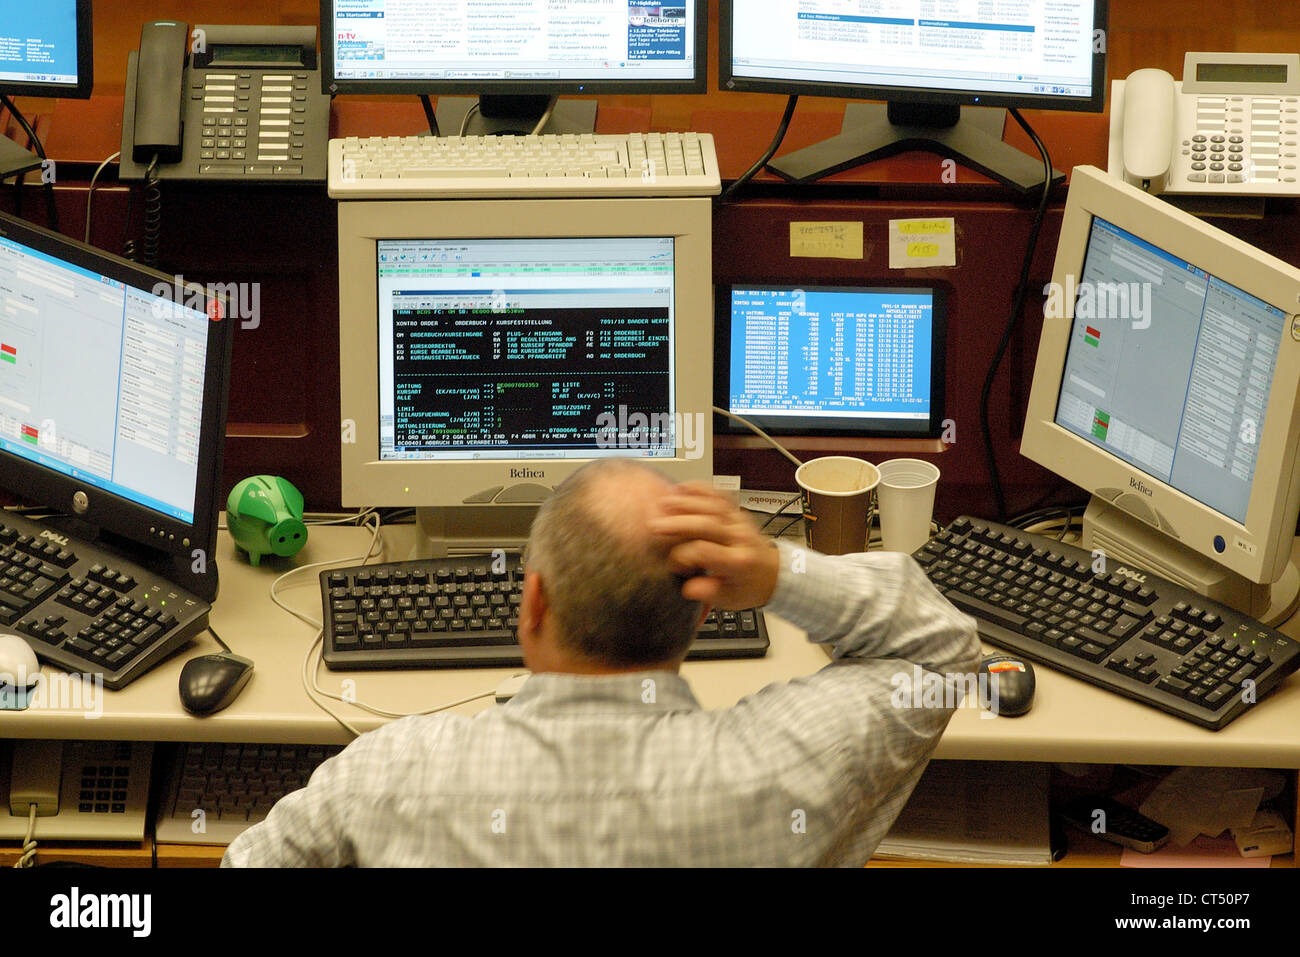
[155,742,342,845]
[917,516,1300,729]
[0,511,208,690]
[327,131,721,199]
[320,554,769,669]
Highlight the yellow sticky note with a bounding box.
[889,218,956,268]
[789,221,863,259]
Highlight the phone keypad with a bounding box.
[196,70,317,179]
[1178,95,1300,187]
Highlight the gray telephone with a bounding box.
[1108,52,1300,195]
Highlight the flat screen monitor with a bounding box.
[1022,165,1300,617]
[720,0,1108,190]
[0,212,233,600]
[0,0,93,99]
[338,197,713,554]
[715,282,945,438]
[322,0,706,133]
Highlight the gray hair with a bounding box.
[524,459,701,667]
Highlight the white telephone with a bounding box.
[1109,52,1300,195]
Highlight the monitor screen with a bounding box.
[721,0,1106,111]
[716,283,945,437]
[338,197,713,511]
[377,236,677,461]
[0,210,232,599]
[0,0,93,98]
[323,0,705,94]
[1022,166,1300,588]
[1054,217,1285,524]
[0,234,210,523]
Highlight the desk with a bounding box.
[3,523,1299,866]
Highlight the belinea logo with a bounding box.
[1129,477,1153,497]
[510,468,544,479]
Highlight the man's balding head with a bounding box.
[523,459,701,669]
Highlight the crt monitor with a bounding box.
[337,197,713,557]
[1022,165,1300,623]
[0,211,233,602]
[715,282,946,438]
[720,0,1108,191]
[321,0,706,134]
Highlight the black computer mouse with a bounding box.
[980,654,1036,717]
[179,653,254,716]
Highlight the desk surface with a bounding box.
[4,523,1300,769]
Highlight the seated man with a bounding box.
[223,458,980,866]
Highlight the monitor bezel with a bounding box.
[0,211,233,583]
[320,0,708,96]
[718,0,1108,114]
[0,0,94,100]
[338,197,714,508]
[1021,165,1300,585]
[713,281,948,439]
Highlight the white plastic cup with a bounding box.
[794,456,880,555]
[876,458,941,554]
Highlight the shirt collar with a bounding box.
[506,670,701,714]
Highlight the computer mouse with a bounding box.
[179,653,254,716]
[980,654,1035,717]
[0,634,39,707]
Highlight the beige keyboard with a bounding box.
[328,131,720,199]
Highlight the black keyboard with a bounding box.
[917,516,1300,730]
[320,555,769,669]
[0,512,209,690]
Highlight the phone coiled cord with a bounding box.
[141,155,162,269]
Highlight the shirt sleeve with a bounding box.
[725,540,983,864]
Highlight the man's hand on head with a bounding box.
[648,482,780,610]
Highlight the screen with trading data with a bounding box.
[377,237,676,461]
[718,283,944,436]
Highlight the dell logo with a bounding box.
[39,529,69,547]
[1115,566,1147,583]
[510,468,544,479]
[1129,477,1153,497]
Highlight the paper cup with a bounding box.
[795,456,880,555]
[876,458,940,554]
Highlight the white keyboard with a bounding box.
[328,131,720,199]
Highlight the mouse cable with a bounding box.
[206,625,231,654]
[84,150,121,245]
[716,95,798,207]
[978,108,1053,522]
[14,804,37,868]
[303,630,496,725]
[713,406,803,468]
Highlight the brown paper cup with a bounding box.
[795,456,880,555]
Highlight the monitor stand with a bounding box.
[766,102,1065,195]
[1081,497,1300,627]
[408,505,539,560]
[434,96,598,137]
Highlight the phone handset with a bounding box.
[1120,68,1177,193]
[9,740,62,816]
[130,21,191,166]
